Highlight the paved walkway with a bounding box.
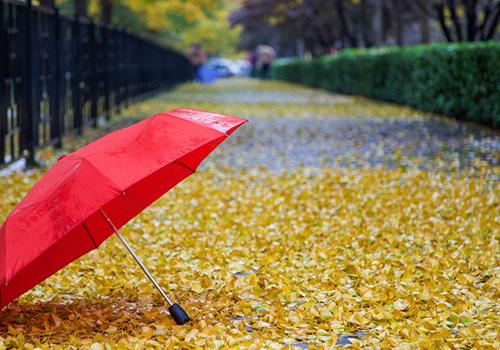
[158,79,499,172]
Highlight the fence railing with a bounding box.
[0,0,192,168]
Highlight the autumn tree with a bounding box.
[54,0,240,55]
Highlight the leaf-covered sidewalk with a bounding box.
[0,79,498,349]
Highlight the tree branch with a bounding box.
[447,0,463,40]
[478,0,495,40]
[485,2,500,40]
[435,3,454,41]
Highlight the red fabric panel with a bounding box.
[0,225,95,308]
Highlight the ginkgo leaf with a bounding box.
[0,79,497,349]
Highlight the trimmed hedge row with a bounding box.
[271,42,500,127]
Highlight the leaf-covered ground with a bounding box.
[0,79,498,349]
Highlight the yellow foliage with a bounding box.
[180,8,241,55]
[54,0,240,55]
[119,0,239,54]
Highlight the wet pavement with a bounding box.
[206,116,499,171]
[151,79,500,172]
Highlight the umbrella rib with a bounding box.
[82,222,98,248]
[173,160,196,174]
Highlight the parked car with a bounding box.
[206,58,239,78]
[234,59,252,76]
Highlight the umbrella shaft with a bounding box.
[99,209,174,306]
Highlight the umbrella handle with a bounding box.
[98,208,191,325]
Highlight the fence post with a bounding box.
[72,15,82,134]
[103,25,111,120]
[0,2,6,166]
[23,0,36,168]
[123,30,128,108]
[50,7,62,148]
[115,29,122,114]
[31,8,42,148]
[89,22,97,127]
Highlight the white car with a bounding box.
[234,60,252,76]
[206,58,240,78]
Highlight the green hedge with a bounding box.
[271,42,500,127]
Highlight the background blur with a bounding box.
[53,0,499,57]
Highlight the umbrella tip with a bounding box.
[169,303,191,325]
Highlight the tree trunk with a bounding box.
[464,0,478,41]
[373,0,384,46]
[447,0,463,40]
[435,3,454,41]
[360,0,373,47]
[484,2,500,40]
[392,0,404,46]
[296,38,305,58]
[371,0,384,46]
[75,0,88,17]
[101,0,113,24]
[486,4,500,40]
[336,0,358,47]
[418,0,430,43]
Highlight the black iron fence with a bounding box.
[0,0,192,168]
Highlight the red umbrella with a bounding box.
[0,108,247,324]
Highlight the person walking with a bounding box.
[187,43,207,81]
[256,45,276,80]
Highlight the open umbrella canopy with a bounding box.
[0,108,247,314]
